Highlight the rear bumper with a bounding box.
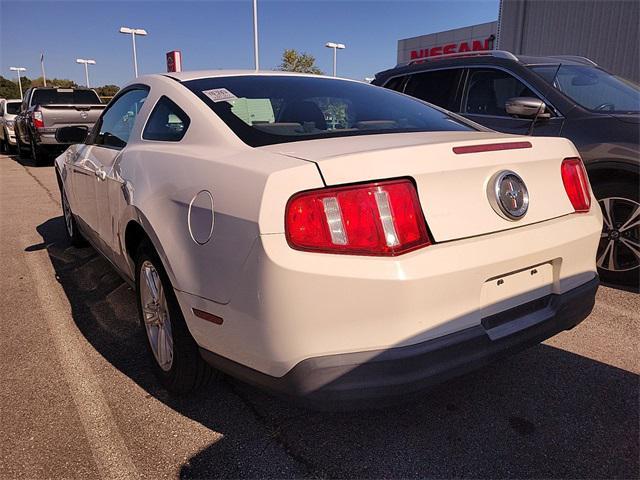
[200,276,598,407]
[36,127,93,146]
[36,132,63,146]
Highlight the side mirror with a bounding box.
[505,97,551,119]
[55,125,89,144]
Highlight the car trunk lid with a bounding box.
[263,132,579,242]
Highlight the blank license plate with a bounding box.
[480,262,554,319]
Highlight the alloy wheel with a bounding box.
[140,260,174,371]
[597,197,640,272]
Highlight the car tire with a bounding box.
[135,241,212,394]
[31,138,48,166]
[60,185,86,247]
[593,178,639,290]
[16,134,30,160]
[0,135,6,154]
[4,136,14,154]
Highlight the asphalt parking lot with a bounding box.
[1,152,638,479]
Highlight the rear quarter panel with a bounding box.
[113,76,323,304]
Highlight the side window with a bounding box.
[463,69,537,117]
[92,88,149,149]
[383,75,407,93]
[404,69,464,111]
[143,96,191,141]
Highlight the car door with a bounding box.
[83,87,150,260]
[68,143,101,240]
[15,90,31,146]
[460,68,564,136]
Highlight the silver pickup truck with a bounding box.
[14,87,105,165]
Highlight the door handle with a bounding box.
[95,168,106,181]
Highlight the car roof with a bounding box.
[375,52,596,80]
[31,87,95,91]
[163,69,363,83]
[517,55,596,66]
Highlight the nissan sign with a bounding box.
[410,36,495,61]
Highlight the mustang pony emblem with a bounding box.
[489,171,529,220]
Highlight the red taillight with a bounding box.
[285,179,431,256]
[561,157,591,212]
[32,108,44,129]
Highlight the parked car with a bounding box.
[14,87,105,165]
[0,98,21,153]
[374,51,640,289]
[55,71,601,406]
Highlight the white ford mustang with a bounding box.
[55,71,601,406]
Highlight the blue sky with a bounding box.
[1,0,499,87]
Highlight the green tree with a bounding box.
[0,76,21,99]
[277,49,323,74]
[94,84,120,97]
[29,77,46,87]
[0,75,81,99]
[43,77,78,88]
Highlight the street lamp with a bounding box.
[253,0,259,70]
[325,42,345,77]
[119,26,148,77]
[76,59,96,88]
[9,67,26,100]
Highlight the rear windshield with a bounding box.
[183,75,475,147]
[31,89,101,106]
[5,102,21,114]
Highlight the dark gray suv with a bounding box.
[374,51,640,289]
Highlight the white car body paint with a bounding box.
[55,71,602,397]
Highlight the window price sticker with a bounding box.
[202,88,238,102]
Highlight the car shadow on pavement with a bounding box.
[34,215,639,479]
[8,151,56,167]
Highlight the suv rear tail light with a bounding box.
[32,108,44,129]
[561,157,591,212]
[285,179,431,256]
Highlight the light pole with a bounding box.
[119,26,148,77]
[325,42,345,77]
[253,0,259,70]
[9,67,26,100]
[76,59,96,88]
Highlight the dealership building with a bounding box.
[397,0,639,83]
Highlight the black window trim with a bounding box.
[141,95,191,143]
[86,83,151,151]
